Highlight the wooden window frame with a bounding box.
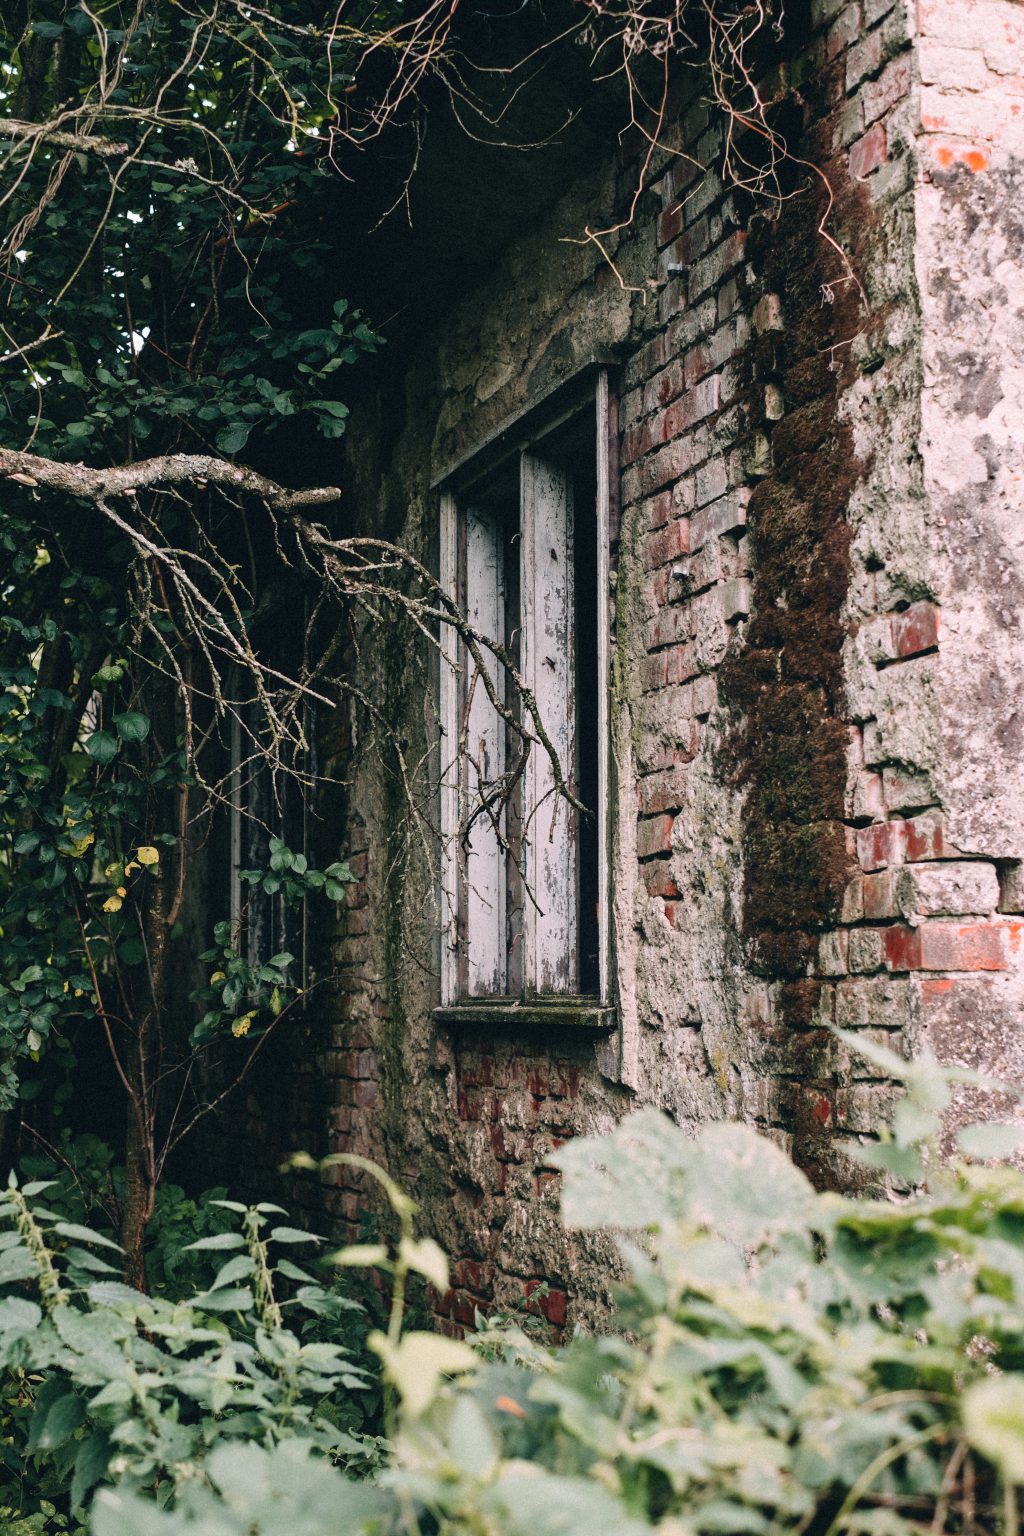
[436,367,615,1026]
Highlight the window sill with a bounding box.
[434,998,616,1031]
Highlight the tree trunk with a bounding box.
[118,668,181,1291]
[122,1088,154,1292]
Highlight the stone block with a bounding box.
[850,927,886,973]
[895,861,999,917]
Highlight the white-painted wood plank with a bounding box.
[595,370,612,1004]
[463,505,507,995]
[438,490,460,1006]
[520,450,577,992]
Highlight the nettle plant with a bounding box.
[0,1039,1023,1535]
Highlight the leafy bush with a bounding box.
[0,1182,377,1528]
[7,1038,1024,1535]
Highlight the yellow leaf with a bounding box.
[135,846,159,866]
[104,863,122,880]
[209,971,225,985]
[102,896,123,914]
[232,1011,256,1038]
[116,886,127,898]
[123,860,139,874]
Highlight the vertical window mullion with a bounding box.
[520,448,578,994]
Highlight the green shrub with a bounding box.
[0,1183,377,1528]
[6,1038,1024,1535]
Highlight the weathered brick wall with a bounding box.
[209,0,1024,1322]
[867,0,1024,1128]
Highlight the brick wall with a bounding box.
[205,0,1024,1323]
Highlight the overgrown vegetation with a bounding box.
[1,1041,1024,1534]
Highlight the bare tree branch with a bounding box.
[0,117,130,157]
[0,448,341,511]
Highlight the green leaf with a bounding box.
[448,1395,499,1480]
[210,1254,256,1289]
[328,1243,389,1268]
[371,1330,476,1418]
[113,711,150,742]
[72,1433,111,1513]
[270,1226,322,1245]
[216,423,250,454]
[85,1282,147,1306]
[275,1257,316,1283]
[0,1296,41,1333]
[183,1232,245,1252]
[53,1221,123,1251]
[196,1286,254,1312]
[30,1389,85,1452]
[85,730,119,764]
[399,1235,449,1291]
[964,1374,1024,1482]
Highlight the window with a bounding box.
[438,368,613,1010]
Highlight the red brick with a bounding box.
[862,870,897,919]
[658,204,683,246]
[551,1063,581,1096]
[330,1105,354,1136]
[862,54,913,125]
[885,921,1017,972]
[451,1291,479,1327]
[648,604,692,652]
[458,1054,494,1087]
[453,1259,488,1293]
[637,436,694,497]
[649,360,685,409]
[849,122,887,180]
[667,643,698,685]
[857,819,907,871]
[891,601,939,658]
[904,811,954,862]
[659,374,721,442]
[641,652,669,692]
[541,1287,567,1327]
[621,417,660,465]
[645,517,690,568]
[845,27,883,88]
[637,815,674,859]
[827,1,862,59]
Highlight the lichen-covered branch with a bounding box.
[0,448,341,512]
[0,117,129,157]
